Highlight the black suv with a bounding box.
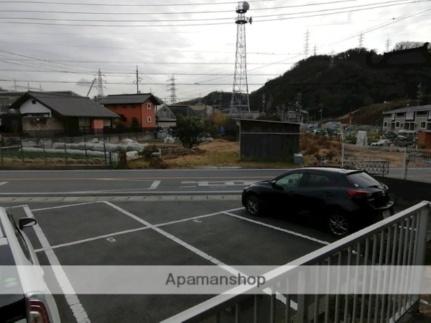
[242,168,394,236]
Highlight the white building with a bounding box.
[382,105,431,133]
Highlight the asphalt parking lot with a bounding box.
[2,169,429,323]
[6,198,334,322]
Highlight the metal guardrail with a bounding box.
[163,201,431,323]
[344,160,390,177]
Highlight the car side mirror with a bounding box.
[271,180,282,190]
[18,218,37,230]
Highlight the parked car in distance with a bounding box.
[370,139,391,147]
[242,168,394,237]
[0,208,60,322]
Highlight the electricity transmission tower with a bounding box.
[168,75,177,104]
[359,33,364,48]
[304,29,310,57]
[96,69,104,98]
[230,1,252,115]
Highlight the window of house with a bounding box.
[383,122,387,127]
[147,103,152,110]
[421,122,426,129]
[427,123,431,130]
[147,116,152,123]
[406,111,415,121]
[395,121,400,128]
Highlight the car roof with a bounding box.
[292,167,360,174]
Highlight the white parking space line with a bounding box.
[23,206,90,323]
[0,181,8,186]
[149,180,161,190]
[34,206,245,253]
[34,226,148,253]
[32,201,102,212]
[223,211,330,245]
[104,202,292,310]
[0,224,7,246]
[104,201,242,276]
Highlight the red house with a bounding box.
[100,94,163,130]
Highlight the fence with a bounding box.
[342,144,431,180]
[163,201,431,323]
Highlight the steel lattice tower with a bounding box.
[230,2,252,115]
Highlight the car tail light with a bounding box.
[27,299,50,323]
[347,189,369,198]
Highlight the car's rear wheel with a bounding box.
[327,213,350,237]
[245,194,262,216]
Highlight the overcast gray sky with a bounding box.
[0,0,430,102]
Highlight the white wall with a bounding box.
[20,99,52,117]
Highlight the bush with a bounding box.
[176,116,205,148]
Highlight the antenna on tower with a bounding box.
[304,29,310,58]
[97,69,104,98]
[168,75,177,104]
[230,1,252,116]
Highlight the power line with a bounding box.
[0,0,359,16]
[0,69,279,76]
[0,0,354,8]
[0,0,425,27]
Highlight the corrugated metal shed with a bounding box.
[240,119,300,162]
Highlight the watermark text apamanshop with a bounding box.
[166,272,266,288]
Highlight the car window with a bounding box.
[347,172,380,188]
[305,173,334,187]
[275,173,304,190]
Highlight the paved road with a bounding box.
[388,167,431,183]
[0,168,430,196]
[0,169,287,195]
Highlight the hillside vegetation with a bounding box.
[250,48,431,118]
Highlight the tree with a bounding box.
[176,116,205,148]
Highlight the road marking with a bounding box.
[181,180,255,187]
[103,201,242,275]
[22,206,90,323]
[35,207,245,253]
[223,211,330,245]
[32,201,101,212]
[104,202,292,311]
[149,180,161,190]
[0,181,8,186]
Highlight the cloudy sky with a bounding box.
[0,0,430,102]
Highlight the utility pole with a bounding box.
[313,45,317,56]
[135,66,140,94]
[230,1,252,115]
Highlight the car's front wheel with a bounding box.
[327,213,351,237]
[244,194,262,216]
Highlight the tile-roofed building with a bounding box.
[9,91,118,136]
[100,93,163,130]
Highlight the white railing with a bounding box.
[163,201,431,323]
